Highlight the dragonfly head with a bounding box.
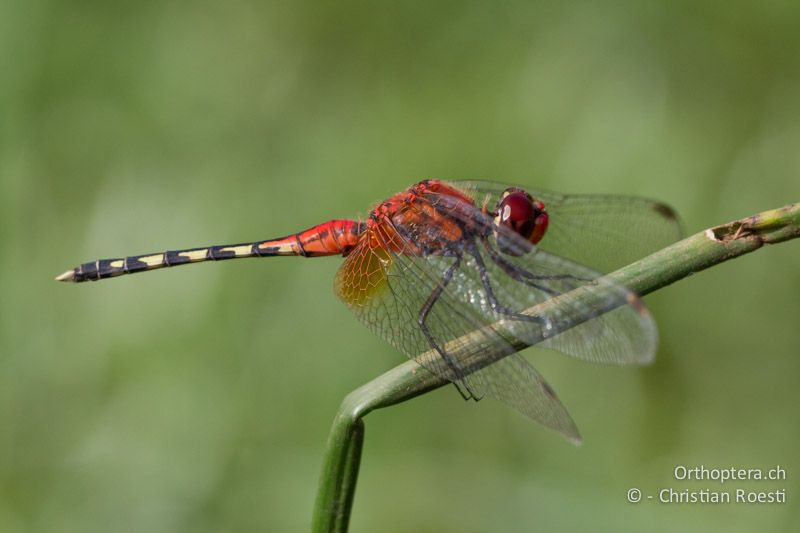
[493,188,549,255]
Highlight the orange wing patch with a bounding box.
[335,231,393,307]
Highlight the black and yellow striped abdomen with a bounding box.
[56,220,365,283]
[60,243,271,282]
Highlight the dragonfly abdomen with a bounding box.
[59,244,262,282]
[56,220,366,283]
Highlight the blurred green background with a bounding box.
[2,1,799,531]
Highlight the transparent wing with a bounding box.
[334,187,661,440]
[449,180,683,273]
[418,184,659,366]
[335,223,582,440]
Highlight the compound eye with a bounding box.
[493,188,548,255]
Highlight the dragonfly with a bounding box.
[57,180,681,442]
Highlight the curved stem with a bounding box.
[311,203,800,532]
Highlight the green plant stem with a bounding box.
[310,203,800,533]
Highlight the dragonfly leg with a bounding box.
[481,240,610,336]
[417,255,477,401]
[483,241,588,295]
[467,241,554,325]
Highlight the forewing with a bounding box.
[479,243,658,366]
[449,180,683,273]
[334,185,662,439]
[428,183,659,365]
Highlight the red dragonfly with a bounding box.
[57,180,680,441]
